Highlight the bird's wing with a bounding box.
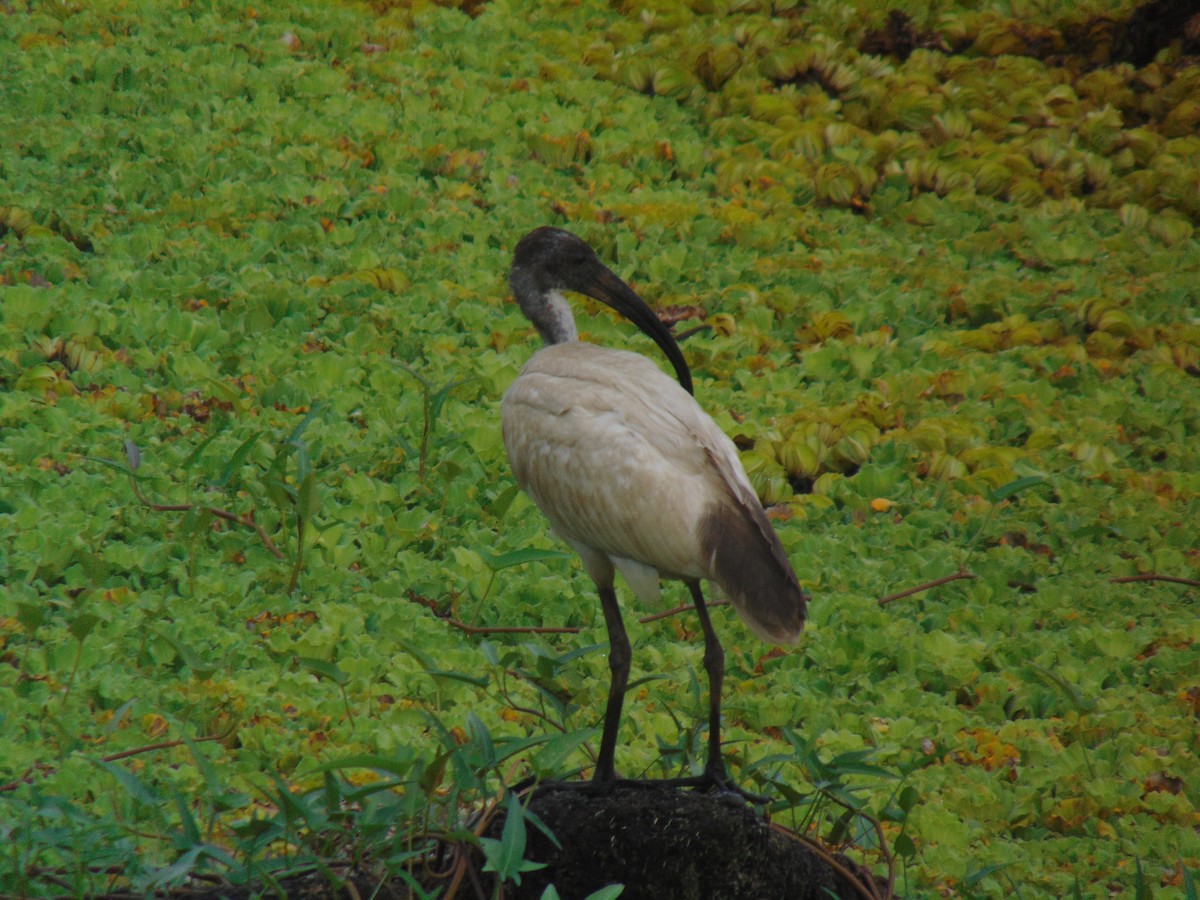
[503,341,805,642]
[502,343,723,589]
[555,344,780,542]
[611,350,807,642]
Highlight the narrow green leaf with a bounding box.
[123,439,142,472]
[520,804,562,851]
[296,470,319,523]
[293,440,312,487]
[297,656,348,686]
[989,475,1047,503]
[466,711,496,765]
[552,642,607,667]
[401,640,490,686]
[482,792,549,883]
[143,845,204,890]
[627,674,671,692]
[487,792,531,882]
[184,734,225,796]
[429,668,490,687]
[491,732,558,758]
[965,862,1010,887]
[83,454,151,480]
[531,728,596,776]
[484,547,573,571]
[480,640,502,666]
[212,433,259,488]
[171,787,202,846]
[429,376,474,423]
[316,750,419,779]
[180,432,219,472]
[1134,857,1150,900]
[152,629,218,677]
[104,698,138,735]
[398,639,437,670]
[264,475,293,510]
[1181,864,1198,900]
[261,772,312,824]
[287,403,325,445]
[1028,663,1095,713]
[202,376,241,403]
[94,759,162,807]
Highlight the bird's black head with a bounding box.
[509,226,694,395]
[510,226,604,298]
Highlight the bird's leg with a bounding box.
[688,582,727,782]
[594,584,631,782]
[687,583,770,804]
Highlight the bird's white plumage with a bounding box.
[501,226,805,787]
[502,340,758,606]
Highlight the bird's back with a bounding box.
[502,341,806,644]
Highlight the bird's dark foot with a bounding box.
[703,770,772,806]
[657,768,772,805]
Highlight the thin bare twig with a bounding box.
[778,825,887,900]
[639,599,730,624]
[497,671,570,736]
[450,620,582,636]
[0,731,231,793]
[408,590,581,635]
[876,571,1198,608]
[98,734,228,763]
[801,787,896,900]
[441,790,506,900]
[1110,573,1200,588]
[429,597,739,635]
[127,475,286,560]
[0,763,51,795]
[877,570,977,606]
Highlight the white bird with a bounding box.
[502,226,807,793]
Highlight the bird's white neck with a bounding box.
[537,290,579,345]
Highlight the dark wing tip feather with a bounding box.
[701,503,808,645]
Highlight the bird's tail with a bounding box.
[701,502,808,645]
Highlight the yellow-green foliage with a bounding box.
[1,0,1198,896]
[588,0,1200,224]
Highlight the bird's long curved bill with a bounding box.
[582,267,694,396]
